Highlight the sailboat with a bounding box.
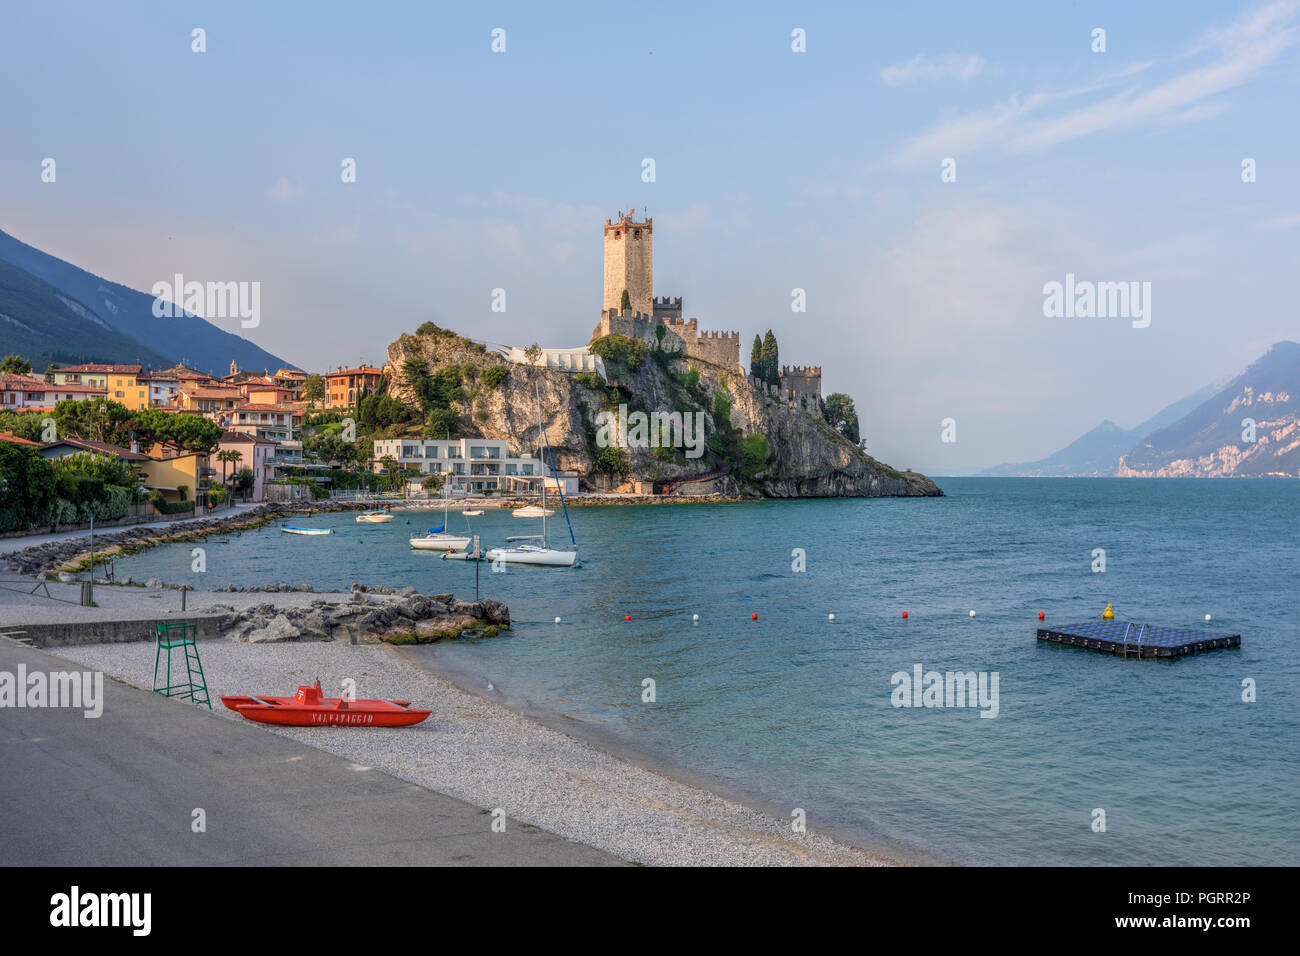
[485,384,579,568]
[410,491,472,551]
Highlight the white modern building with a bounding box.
[371,437,542,493]
[500,346,607,381]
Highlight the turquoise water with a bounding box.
[113,479,1300,865]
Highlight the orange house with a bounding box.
[325,365,382,408]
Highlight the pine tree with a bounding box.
[761,330,779,386]
[750,335,763,380]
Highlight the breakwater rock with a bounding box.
[198,586,510,645]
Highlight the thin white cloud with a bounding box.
[1261,212,1300,228]
[267,176,305,201]
[884,0,1299,167]
[881,53,987,86]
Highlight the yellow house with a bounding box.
[141,442,211,502]
[51,364,149,410]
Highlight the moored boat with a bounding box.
[221,680,430,727]
[410,528,471,551]
[511,504,554,518]
[355,510,393,523]
[281,525,332,535]
[461,509,486,516]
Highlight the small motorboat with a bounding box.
[221,680,431,727]
[355,510,393,523]
[512,504,554,518]
[461,509,486,517]
[281,526,332,535]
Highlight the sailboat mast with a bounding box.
[535,383,547,546]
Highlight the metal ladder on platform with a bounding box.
[152,621,211,709]
[1121,622,1148,659]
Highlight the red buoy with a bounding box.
[624,615,631,621]
[751,612,758,620]
[902,611,909,619]
[1038,611,1045,621]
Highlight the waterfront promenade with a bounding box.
[0,638,621,866]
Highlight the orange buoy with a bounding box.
[1038,611,1045,620]
[902,611,909,619]
[624,615,631,621]
[751,612,758,620]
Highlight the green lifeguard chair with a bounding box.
[152,620,211,709]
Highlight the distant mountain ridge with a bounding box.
[1119,341,1300,477]
[0,259,174,371]
[977,384,1219,477]
[980,341,1300,478]
[0,228,294,376]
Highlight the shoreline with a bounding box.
[48,630,898,866]
[397,641,929,866]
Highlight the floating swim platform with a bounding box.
[1037,620,1241,659]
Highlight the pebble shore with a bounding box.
[53,638,893,867]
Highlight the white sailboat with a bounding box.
[410,494,471,551]
[486,384,579,568]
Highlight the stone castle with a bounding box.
[590,210,822,401]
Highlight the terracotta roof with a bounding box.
[0,432,40,446]
[233,403,294,412]
[41,438,151,461]
[219,430,278,445]
[0,374,47,388]
[326,366,383,377]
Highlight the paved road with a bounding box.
[0,502,264,558]
[0,640,621,866]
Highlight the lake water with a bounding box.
[112,478,1300,865]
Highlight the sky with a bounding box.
[2,0,1298,473]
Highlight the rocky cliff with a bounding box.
[383,325,940,498]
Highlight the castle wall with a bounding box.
[779,365,822,403]
[653,296,682,321]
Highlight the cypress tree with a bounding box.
[761,330,779,386]
[620,289,631,313]
[750,335,763,380]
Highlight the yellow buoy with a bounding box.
[1102,602,1115,620]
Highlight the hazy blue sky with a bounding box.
[2,1,1298,472]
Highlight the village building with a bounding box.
[325,365,382,408]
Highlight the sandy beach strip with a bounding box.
[53,635,894,866]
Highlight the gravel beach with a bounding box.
[53,637,893,866]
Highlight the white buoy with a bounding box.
[969,610,976,618]
[555,616,561,624]
[1205,614,1212,622]
[828,613,835,621]
[692,613,699,622]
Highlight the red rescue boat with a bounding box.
[221,680,431,727]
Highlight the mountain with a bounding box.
[0,259,174,371]
[977,384,1218,477]
[1118,341,1300,477]
[0,228,294,376]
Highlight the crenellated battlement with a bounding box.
[779,363,822,402]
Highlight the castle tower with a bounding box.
[603,209,653,318]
